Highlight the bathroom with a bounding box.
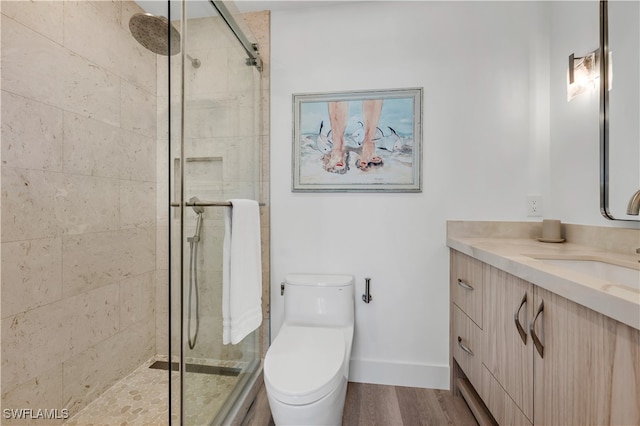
[1,0,638,425]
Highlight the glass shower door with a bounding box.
[169,1,263,424]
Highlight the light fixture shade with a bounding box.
[567,49,600,101]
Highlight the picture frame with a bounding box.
[292,87,423,192]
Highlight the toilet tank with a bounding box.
[284,274,354,327]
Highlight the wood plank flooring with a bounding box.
[241,381,478,426]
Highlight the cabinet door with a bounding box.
[451,250,484,328]
[452,304,483,391]
[483,266,534,423]
[481,365,533,426]
[533,286,640,425]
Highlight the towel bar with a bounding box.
[171,201,265,207]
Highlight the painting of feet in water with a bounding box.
[292,87,423,192]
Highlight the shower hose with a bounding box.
[187,213,203,350]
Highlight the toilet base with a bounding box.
[266,376,348,426]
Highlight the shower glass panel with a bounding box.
[169,1,263,424]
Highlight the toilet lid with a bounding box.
[264,325,346,406]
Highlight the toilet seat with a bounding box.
[264,325,346,406]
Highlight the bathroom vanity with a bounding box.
[447,222,640,426]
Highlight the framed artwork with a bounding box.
[292,87,423,192]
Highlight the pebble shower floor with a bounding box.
[64,358,241,425]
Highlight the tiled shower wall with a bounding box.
[0,1,157,419]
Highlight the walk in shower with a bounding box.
[0,1,268,424]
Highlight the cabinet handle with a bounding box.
[457,336,474,356]
[514,292,528,345]
[529,300,545,358]
[457,279,474,291]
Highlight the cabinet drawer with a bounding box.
[452,304,483,391]
[481,365,532,426]
[451,250,483,328]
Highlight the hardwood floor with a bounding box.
[241,381,478,426]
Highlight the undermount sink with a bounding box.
[534,258,640,292]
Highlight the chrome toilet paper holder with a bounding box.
[362,278,372,303]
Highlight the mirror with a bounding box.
[600,0,640,221]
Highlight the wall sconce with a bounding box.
[567,49,612,102]
[567,49,600,101]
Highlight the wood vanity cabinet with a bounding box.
[450,249,640,426]
[532,286,640,425]
[482,266,534,425]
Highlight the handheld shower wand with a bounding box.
[187,197,204,350]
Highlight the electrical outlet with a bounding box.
[527,195,543,217]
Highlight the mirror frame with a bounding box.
[599,0,640,221]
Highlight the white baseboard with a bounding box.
[348,359,450,390]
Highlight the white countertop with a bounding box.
[447,236,640,330]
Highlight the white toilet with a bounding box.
[264,273,354,426]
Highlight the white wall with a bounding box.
[270,1,551,388]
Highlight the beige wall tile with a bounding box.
[121,130,156,182]
[63,112,158,182]
[1,91,63,172]
[120,180,155,229]
[1,168,120,241]
[1,15,121,127]
[1,237,63,318]
[120,271,155,329]
[62,111,123,179]
[0,284,119,391]
[63,1,155,94]
[0,0,64,44]
[62,173,120,235]
[1,299,73,390]
[62,52,122,127]
[156,222,169,271]
[0,366,64,426]
[85,0,122,27]
[1,284,119,392]
[62,316,154,417]
[227,48,257,94]
[71,284,120,353]
[184,48,229,95]
[62,227,155,298]
[243,11,270,49]
[121,80,156,138]
[1,168,65,241]
[185,16,236,51]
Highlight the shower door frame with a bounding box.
[168,0,264,424]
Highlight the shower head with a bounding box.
[129,13,181,56]
[189,197,205,215]
[129,13,201,67]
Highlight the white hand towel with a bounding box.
[222,199,263,345]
